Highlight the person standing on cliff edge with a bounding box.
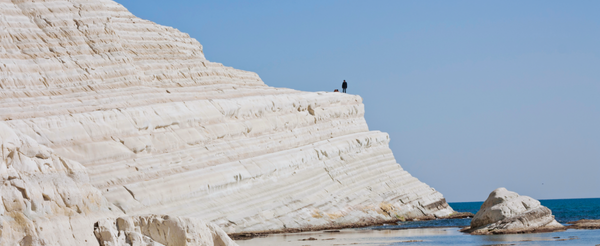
[342,80,348,93]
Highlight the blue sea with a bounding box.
[236,198,600,246]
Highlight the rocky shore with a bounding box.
[567,219,600,230]
[0,0,454,244]
[3,0,595,245]
[230,211,474,240]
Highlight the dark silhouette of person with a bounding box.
[342,80,348,93]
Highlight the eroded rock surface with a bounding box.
[1,0,454,242]
[463,188,564,234]
[94,215,237,246]
[0,122,118,245]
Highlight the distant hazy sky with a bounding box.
[116,0,599,202]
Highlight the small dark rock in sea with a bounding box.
[553,236,578,241]
[299,237,318,241]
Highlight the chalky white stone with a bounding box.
[94,215,236,246]
[0,122,117,245]
[0,0,453,244]
[467,188,564,234]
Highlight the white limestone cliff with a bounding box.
[0,0,454,244]
[464,188,564,234]
[0,121,116,245]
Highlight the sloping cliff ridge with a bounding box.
[0,0,453,244]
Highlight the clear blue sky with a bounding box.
[116,0,599,202]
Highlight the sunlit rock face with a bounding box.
[0,0,453,240]
[465,188,564,234]
[94,215,237,246]
[0,122,118,245]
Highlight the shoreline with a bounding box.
[230,217,600,240]
[229,212,474,240]
[234,226,600,246]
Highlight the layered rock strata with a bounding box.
[566,219,600,230]
[0,122,116,245]
[0,0,453,242]
[462,188,564,234]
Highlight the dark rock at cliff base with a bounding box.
[567,219,600,229]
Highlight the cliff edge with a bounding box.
[0,0,453,243]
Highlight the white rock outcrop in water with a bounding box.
[0,0,453,243]
[464,188,564,234]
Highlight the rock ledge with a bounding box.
[567,219,600,230]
